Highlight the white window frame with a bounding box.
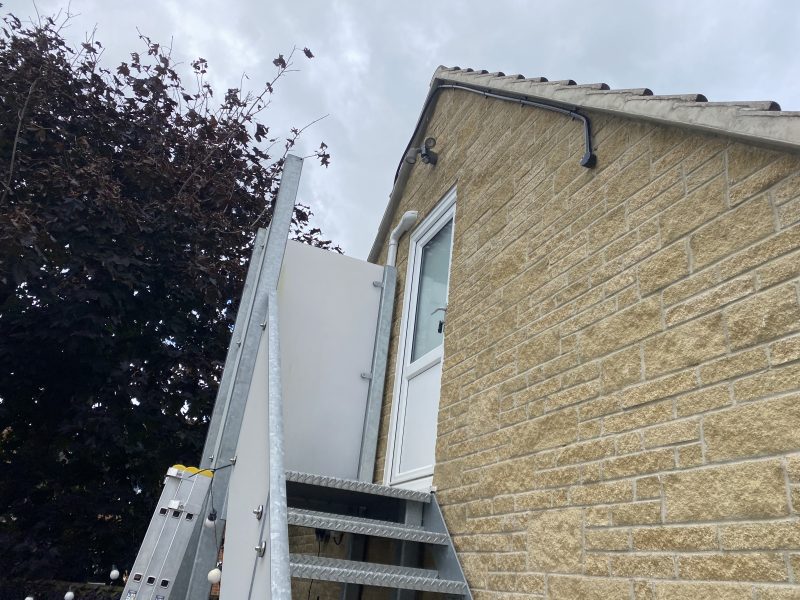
[384,186,457,490]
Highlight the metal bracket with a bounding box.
[360,372,372,380]
[372,280,383,288]
[253,504,264,520]
[254,541,266,557]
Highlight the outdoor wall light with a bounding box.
[404,137,438,166]
[109,565,120,581]
[204,509,218,529]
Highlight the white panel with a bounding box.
[219,332,270,600]
[279,241,384,479]
[398,362,441,474]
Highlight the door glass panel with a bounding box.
[410,219,453,362]
[398,362,440,473]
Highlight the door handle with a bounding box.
[432,306,447,333]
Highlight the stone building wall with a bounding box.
[370,87,800,599]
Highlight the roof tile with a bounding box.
[433,66,800,150]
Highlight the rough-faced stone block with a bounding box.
[643,312,727,377]
[638,241,689,296]
[486,573,546,595]
[729,156,800,206]
[617,370,696,410]
[665,276,754,326]
[526,508,583,572]
[663,460,789,522]
[757,585,800,600]
[602,448,675,479]
[770,335,800,366]
[511,408,578,457]
[726,284,800,350]
[585,528,630,551]
[569,480,634,506]
[580,297,662,360]
[734,361,800,402]
[609,554,675,578]
[635,475,661,500]
[654,581,753,600]
[690,195,775,268]
[517,329,560,371]
[698,347,769,385]
[660,175,726,243]
[677,552,787,582]
[548,575,630,600]
[704,394,800,461]
[633,525,717,551]
[612,500,663,526]
[643,420,700,449]
[601,345,642,392]
[720,521,800,550]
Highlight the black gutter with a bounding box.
[394,80,597,183]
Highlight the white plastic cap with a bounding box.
[207,567,222,584]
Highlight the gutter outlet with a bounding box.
[386,211,419,267]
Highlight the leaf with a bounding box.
[254,123,268,143]
[272,54,286,69]
[303,47,314,59]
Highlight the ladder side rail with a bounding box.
[200,227,268,471]
[180,229,269,599]
[122,471,184,598]
[152,473,212,599]
[260,155,303,599]
[183,155,303,599]
[356,264,397,483]
[149,476,200,598]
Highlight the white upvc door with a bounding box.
[387,190,456,490]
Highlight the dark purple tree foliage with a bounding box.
[0,8,335,581]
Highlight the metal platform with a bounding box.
[289,554,469,594]
[285,470,431,503]
[287,507,449,544]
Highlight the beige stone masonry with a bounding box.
[356,87,800,600]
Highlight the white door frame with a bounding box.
[384,187,456,490]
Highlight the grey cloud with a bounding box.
[5,0,800,257]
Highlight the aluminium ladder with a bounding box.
[118,154,472,599]
[120,465,213,600]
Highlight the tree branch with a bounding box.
[2,76,40,203]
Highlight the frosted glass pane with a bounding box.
[411,219,453,362]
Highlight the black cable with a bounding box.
[394,79,597,182]
[189,463,234,549]
[307,537,322,600]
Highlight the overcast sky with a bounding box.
[5,0,800,258]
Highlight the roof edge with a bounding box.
[368,66,800,263]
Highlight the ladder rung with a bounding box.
[289,554,469,595]
[285,470,431,503]
[287,507,449,544]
